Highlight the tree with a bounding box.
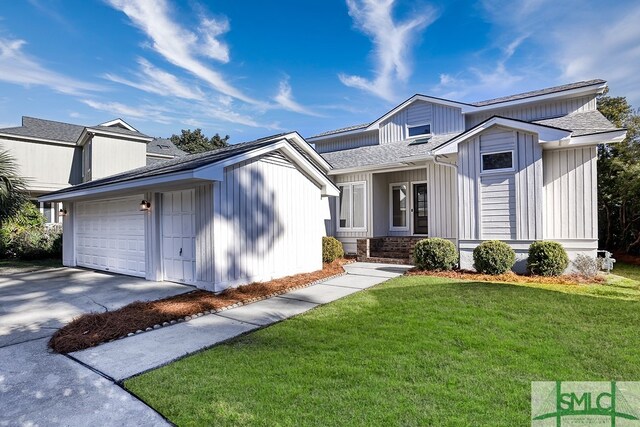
[0,149,28,226]
[597,89,640,254]
[170,129,230,154]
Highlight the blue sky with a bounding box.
[0,0,638,142]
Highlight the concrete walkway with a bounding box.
[71,262,411,383]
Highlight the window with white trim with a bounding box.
[337,182,366,230]
[481,151,514,173]
[407,123,431,137]
[389,183,409,230]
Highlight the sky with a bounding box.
[0,0,638,142]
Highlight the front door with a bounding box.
[413,183,428,235]
[161,189,196,283]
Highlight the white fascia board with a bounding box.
[0,132,76,147]
[471,83,607,113]
[99,118,138,132]
[285,131,334,172]
[542,129,627,149]
[195,139,339,196]
[84,127,153,142]
[38,170,198,202]
[432,117,572,155]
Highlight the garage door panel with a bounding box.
[76,195,146,278]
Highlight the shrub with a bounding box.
[572,254,602,278]
[413,238,458,271]
[473,240,516,275]
[527,241,569,276]
[0,201,62,260]
[322,236,344,263]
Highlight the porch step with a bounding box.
[370,250,415,259]
[359,256,413,265]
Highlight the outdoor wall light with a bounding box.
[59,209,68,216]
[139,200,151,211]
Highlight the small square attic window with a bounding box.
[408,124,431,137]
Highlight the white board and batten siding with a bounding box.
[380,101,464,144]
[543,146,598,240]
[465,96,597,129]
[458,127,542,242]
[211,151,327,291]
[314,131,378,153]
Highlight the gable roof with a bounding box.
[532,110,620,136]
[309,79,608,140]
[40,132,338,201]
[0,116,151,144]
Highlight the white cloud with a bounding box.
[104,58,205,101]
[106,0,258,104]
[339,0,437,101]
[82,99,172,123]
[0,38,102,95]
[273,77,322,116]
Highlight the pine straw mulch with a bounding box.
[406,269,605,285]
[49,260,348,354]
[614,252,640,266]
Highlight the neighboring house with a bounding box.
[309,79,626,271]
[0,117,185,223]
[39,133,337,291]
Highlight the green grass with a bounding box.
[126,272,640,426]
[0,258,62,270]
[612,261,640,282]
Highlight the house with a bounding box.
[38,132,338,291]
[309,79,626,271]
[0,117,186,223]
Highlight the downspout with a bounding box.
[432,154,460,254]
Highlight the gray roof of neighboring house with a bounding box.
[533,110,621,136]
[320,134,458,170]
[0,116,151,143]
[146,138,187,157]
[312,80,607,138]
[0,117,85,143]
[44,133,290,196]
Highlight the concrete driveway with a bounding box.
[0,266,192,426]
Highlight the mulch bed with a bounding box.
[406,269,604,285]
[49,260,348,354]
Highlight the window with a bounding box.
[82,141,92,181]
[390,183,409,230]
[337,182,366,230]
[408,124,431,137]
[481,151,514,172]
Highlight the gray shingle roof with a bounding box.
[320,134,458,170]
[310,123,370,138]
[533,110,620,136]
[311,80,607,139]
[146,138,187,157]
[0,117,85,143]
[44,133,289,197]
[471,79,606,107]
[0,116,151,143]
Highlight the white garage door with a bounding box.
[76,195,146,277]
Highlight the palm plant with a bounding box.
[0,149,28,225]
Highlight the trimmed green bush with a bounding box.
[413,238,458,271]
[473,240,516,275]
[527,241,569,276]
[322,236,344,263]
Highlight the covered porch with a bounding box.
[330,161,458,262]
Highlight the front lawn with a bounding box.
[0,258,62,272]
[126,271,640,426]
